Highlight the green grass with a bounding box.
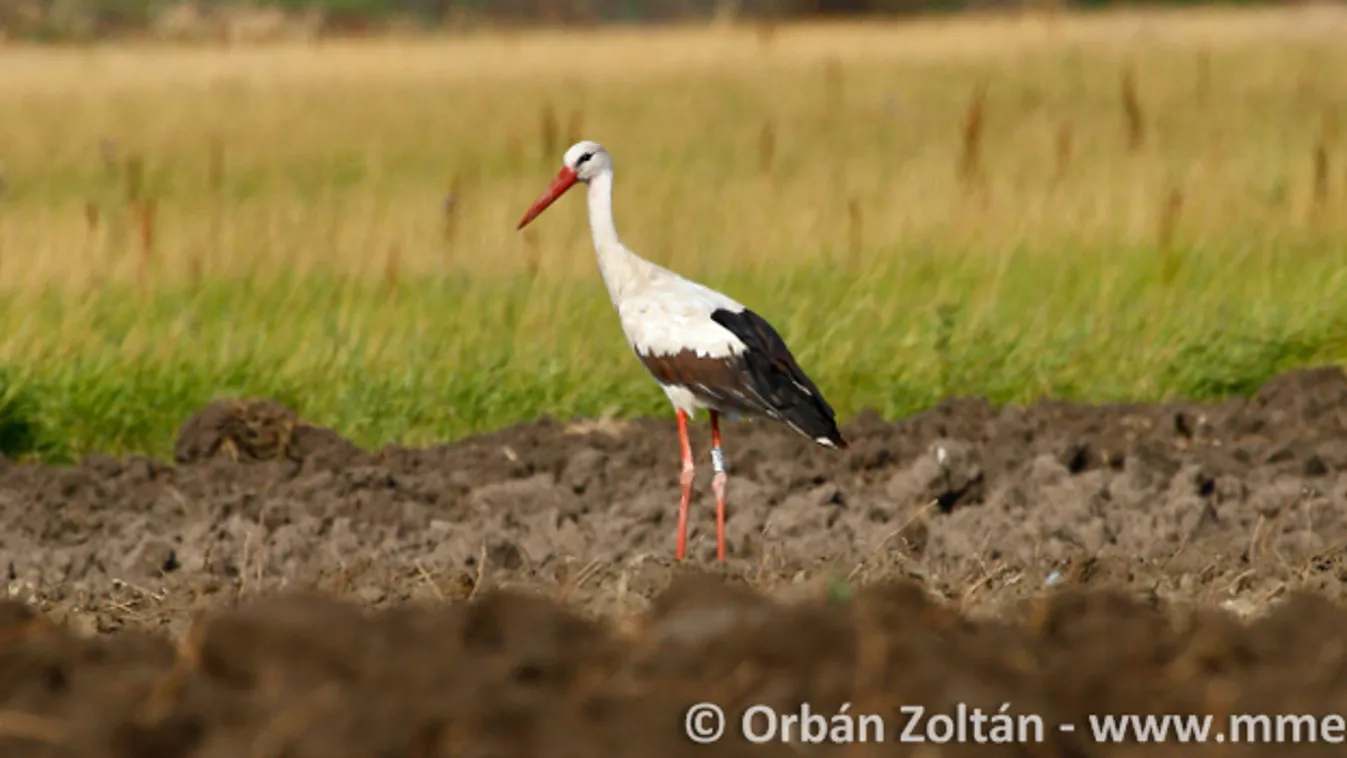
[2,10,1347,461]
[6,237,1346,461]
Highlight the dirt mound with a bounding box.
[172,398,364,467]
[5,577,1347,757]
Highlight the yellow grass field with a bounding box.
[1,5,1346,458]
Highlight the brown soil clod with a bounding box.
[172,398,362,466]
[172,398,300,464]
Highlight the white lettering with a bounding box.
[741,705,776,743]
[899,705,925,742]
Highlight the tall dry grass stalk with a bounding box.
[1121,67,1145,152]
[136,200,156,262]
[846,197,862,265]
[443,175,462,245]
[566,109,585,146]
[1315,109,1336,220]
[385,242,401,293]
[1195,49,1211,103]
[125,154,144,202]
[1158,186,1183,250]
[1311,141,1329,221]
[99,139,118,176]
[824,57,843,112]
[539,102,559,160]
[959,81,987,187]
[136,199,156,296]
[1158,186,1184,282]
[759,119,776,173]
[207,138,224,273]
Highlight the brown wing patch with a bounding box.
[638,349,733,387]
[635,348,767,415]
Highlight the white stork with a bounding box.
[516,140,847,562]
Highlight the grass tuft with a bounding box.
[0,370,49,461]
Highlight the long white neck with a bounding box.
[586,169,646,304]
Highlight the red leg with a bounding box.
[710,411,727,562]
[676,409,694,561]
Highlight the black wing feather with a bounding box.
[710,308,847,448]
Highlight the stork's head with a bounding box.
[564,140,610,182]
[517,140,610,230]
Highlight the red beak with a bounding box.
[517,166,579,230]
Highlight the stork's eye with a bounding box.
[576,152,594,167]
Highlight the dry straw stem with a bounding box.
[846,197,862,265]
[1120,66,1145,152]
[189,250,203,288]
[137,199,156,261]
[124,154,144,202]
[1158,185,1184,251]
[1194,48,1211,102]
[136,198,157,296]
[959,80,988,186]
[443,174,462,244]
[823,56,843,111]
[1312,140,1329,215]
[1312,107,1334,217]
[565,108,585,146]
[539,102,559,160]
[758,119,776,172]
[385,242,401,292]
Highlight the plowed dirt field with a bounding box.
[6,367,1347,756]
